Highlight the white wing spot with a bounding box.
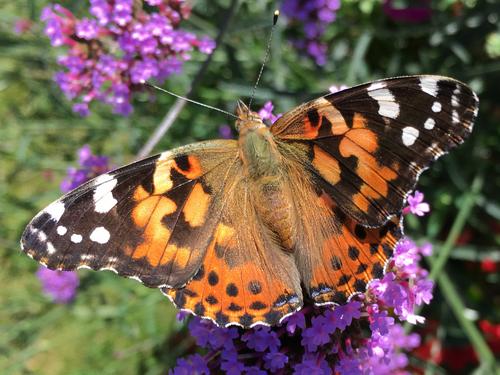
[159,150,173,161]
[93,174,118,214]
[367,82,387,91]
[71,234,83,243]
[452,110,460,123]
[432,102,442,113]
[47,242,56,254]
[38,231,47,242]
[81,254,95,261]
[402,127,419,146]
[367,84,400,119]
[424,118,436,130]
[45,201,65,221]
[57,226,67,236]
[419,77,438,97]
[90,226,110,244]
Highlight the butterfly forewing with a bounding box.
[21,140,239,288]
[271,75,479,227]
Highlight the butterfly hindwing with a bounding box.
[164,174,303,327]
[21,140,239,288]
[271,75,479,227]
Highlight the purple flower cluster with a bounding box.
[37,266,80,303]
[37,145,110,302]
[282,0,341,65]
[403,190,430,216]
[60,144,110,192]
[171,103,435,374]
[41,1,215,116]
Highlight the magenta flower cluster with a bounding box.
[171,103,434,374]
[36,266,80,303]
[37,145,110,303]
[60,144,110,192]
[41,1,215,116]
[282,0,341,65]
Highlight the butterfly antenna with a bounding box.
[247,10,279,112]
[144,82,238,119]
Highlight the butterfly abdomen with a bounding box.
[252,179,296,250]
[238,118,297,249]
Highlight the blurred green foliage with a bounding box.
[1,0,499,374]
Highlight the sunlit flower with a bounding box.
[41,1,214,115]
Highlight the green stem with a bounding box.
[428,173,483,281]
[428,260,497,372]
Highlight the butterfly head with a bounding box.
[235,100,265,133]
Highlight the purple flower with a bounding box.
[284,309,306,334]
[42,1,215,116]
[60,145,109,192]
[170,354,209,375]
[301,315,332,351]
[36,266,79,303]
[14,19,33,34]
[75,18,99,40]
[404,190,430,216]
[72,103,90,117]
[188,317,212,347]
[218,124,233,139]
[283,0,341,65]
[258,101,282,124]
[326,300,362,331]
[221,357,245,375]
[242,327,280,352]
[294,354,332,374]
[264,351,288,371]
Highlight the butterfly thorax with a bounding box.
[236,103,296,250]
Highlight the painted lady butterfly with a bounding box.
[21,76,478,328]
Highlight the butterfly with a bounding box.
[21,75,478,328]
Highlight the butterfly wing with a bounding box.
[163,175,302,327]
[21,140,241,288]
[271,75,479,227]
[271,75,478,305]
[21,139,303,327]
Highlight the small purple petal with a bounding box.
[36,266,79,303]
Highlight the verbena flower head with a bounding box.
[36,266,79,303]
[41,1,215,116]
[60,144,110,192]
[171,102,435,374]
[283,0,341,65]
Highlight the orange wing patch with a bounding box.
[312,145,341,186]
[131,193,176,266]
[182,182,211,227]
[307,208,401,305]
[164,221,303,328]
[271,98,349,139]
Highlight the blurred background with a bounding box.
[1,0,499,374]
